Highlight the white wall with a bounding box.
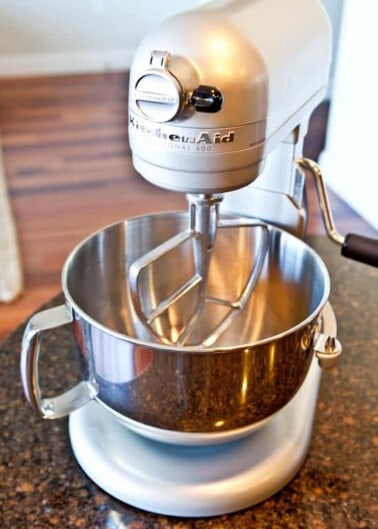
[0,0,341,82]
[320,0,378,230]
[322,0,344,98]
[0,0,199,75]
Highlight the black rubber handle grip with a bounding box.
[341,233,378,267]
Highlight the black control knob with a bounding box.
[190,85,223,113]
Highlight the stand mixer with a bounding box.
[20,0,378,518]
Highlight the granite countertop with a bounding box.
[0,236,377,529]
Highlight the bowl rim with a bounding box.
[61,212,331,353]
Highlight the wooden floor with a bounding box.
[0,72,376,343]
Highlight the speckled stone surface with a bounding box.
[0,236,377,528]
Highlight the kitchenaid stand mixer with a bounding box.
[88,0,332,512]
[20,0,378,518]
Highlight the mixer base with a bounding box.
[69,303,336,517]
[69,356,320,517]
[69,356,322,517]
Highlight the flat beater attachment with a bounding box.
[128,195,268,347]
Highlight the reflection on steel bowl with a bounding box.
[21,213,330,439]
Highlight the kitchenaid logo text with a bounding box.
[129,114,234,149]
[168,131,234,144]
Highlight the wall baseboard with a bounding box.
[0,49,132,78]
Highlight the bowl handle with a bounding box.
[20,304,98,419]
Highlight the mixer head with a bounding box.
[128,0,331,194]
[127,0,332,346]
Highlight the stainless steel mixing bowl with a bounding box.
[21,212,333,440]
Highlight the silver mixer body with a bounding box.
[20,0,349,517]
